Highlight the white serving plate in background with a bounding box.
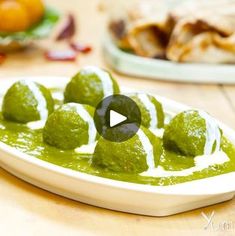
[0,76,234,216]
[103,37,235,84]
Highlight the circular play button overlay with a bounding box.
[94,95,141,142]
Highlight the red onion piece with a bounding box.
[45,50,77,61]
[56,14,76,41]
[0,53,6,64]
[70,42,92,53]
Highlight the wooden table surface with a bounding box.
[0,0,235,235]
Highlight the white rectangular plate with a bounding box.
[0,76,234,216]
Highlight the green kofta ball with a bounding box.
[43,103,97,150]
[92,127,162,174]
[64,66,120,107]
[2,80,54,123]
[163,110,222,157]
[130,93,164,129]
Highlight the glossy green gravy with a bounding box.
[0,113,235,186]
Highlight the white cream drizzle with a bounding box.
[52,91,64,101]
[137,93,158,129]
[141,150,229,177]
[26,120,46,130]
[75,141,97,154]
[137,129,155,170]
[81,66,114,98]
[150,128,164,138]
[67,103,96,144]
[0,124,5,130]
[21,80,48,120]
[198,110,221,155]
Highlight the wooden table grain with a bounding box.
[0,0,235,235]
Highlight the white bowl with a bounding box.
[0,76,234,216]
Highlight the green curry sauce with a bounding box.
[0,112,234,186]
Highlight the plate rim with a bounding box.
[103,36,235,84]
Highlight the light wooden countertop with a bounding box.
[0,0,235,235]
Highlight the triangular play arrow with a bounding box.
[110,110,127,127]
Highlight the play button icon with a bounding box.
[109,110,127,127]
[94,95,141,142]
